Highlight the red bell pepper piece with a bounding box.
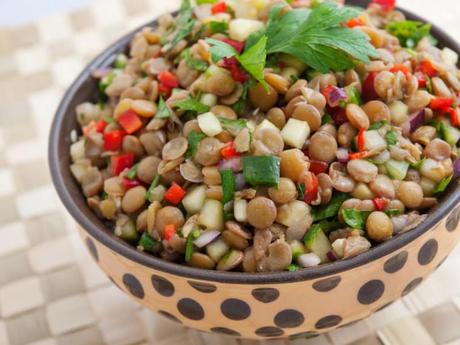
[164,182,186,205]
[447,108,459,127]
[103,130,125,151]
[390,64,411,76]
[417,60,438,78]
[347,17,364,28]
[111,152,134,176]
[118,109,143,134]
[415,72,427,88]
[304,172,319,204]
[122,177,142,191]
[309,160,329,175]
[158,71,179,89]
[163,224,176,241]
[221,38,245,54]
[370,0,396,12]
[357,128,365,152]
[349,151,369,160]
[83,120,108,136]
[220,56,249,83]
[372,197,387,211]
[220,141,240,159]
[362,71,379,102]
[158,83,172,98]
[430,97,454,111]
[211,1,227,14]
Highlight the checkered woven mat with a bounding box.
[1,0,460,344]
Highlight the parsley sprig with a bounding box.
[248,2,379,73]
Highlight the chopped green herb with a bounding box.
[297,183,306,200]
[163,0,195,51]
[156,96,172,119]
[181,49,209,71]
[312,193,349,222]
[101,192,108,200]
[232,80,251,115]
[104,116,114,124]
[321,113,333,125]
[186,130,206,158]
[175,97,210,114]
[434,175,453,194]
[410,158,425,170]
[346,86,362,105]
[99,71,115,94]
[185,229,200,262]
[206,36,269,89]
[385,131,398,146]
[220,169,236,204]
[125,164,138,180]
[341,209,369,230]
[243,155,280,187]
[287,264,300,272]
[218,117,248,134]
[252,2,378,73]
[368,120,387,130]
[209,21,229,34]
[386,20,432,49]
[385,209,404,217]
[317,219,342,233]
[145,174,160,202]
[138,232,159,253]
[196,0,218,3]
[114,54,128,69]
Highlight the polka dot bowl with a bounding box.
[49,0,460,340]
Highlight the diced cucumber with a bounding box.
[441,122,460,146]
[281,118,311,149]
[385,159,409,180]
[256,119,279,132]
[197,112,223,137]
[363,130,387,151]
[243,155,280,187]
[304,225,332,263]
[289,240,305,260]
[229,18,264,41]
[115,217,139,244]
[234,198,248,223]
[206,238,229,262]
[389,101,408,125]
[182,185,206,215]
[198,199,224,230]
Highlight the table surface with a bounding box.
[1,0,460,344]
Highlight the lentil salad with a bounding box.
[70,0,460,272]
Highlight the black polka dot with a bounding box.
[402,277,423,297]
[221,299,251,320]
[357,280,385,305]
[251,288,280,303]
[274,309,304,328]
[85,237,98,262]
[315,315,343,329]
[312,276,341,292]
[151,275,175,297]
[177,298,204,320]
[418,239,438,266]
[255,326,284,337]
[188,281,217,293]
[210,327,241,336]
[384,251,408,274]
[122,274,144,299]
[158,310,182,323]
[446,206,460,232]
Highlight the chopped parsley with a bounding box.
[385,131,398,146]
[156,96,172,119]
[386,20,432,49]
[186,131,206,158]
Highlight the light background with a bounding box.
[0,0,460,345]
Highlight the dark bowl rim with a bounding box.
[49,1,460,284]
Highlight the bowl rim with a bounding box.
[49,1,460,284]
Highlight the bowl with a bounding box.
[49,0,460,339]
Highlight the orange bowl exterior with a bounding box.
[79,206,460,339]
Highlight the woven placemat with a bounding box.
[1,0,460,344]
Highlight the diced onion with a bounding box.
[194,230,221,248]
[336,148,349,163]
[298,253,321,268]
